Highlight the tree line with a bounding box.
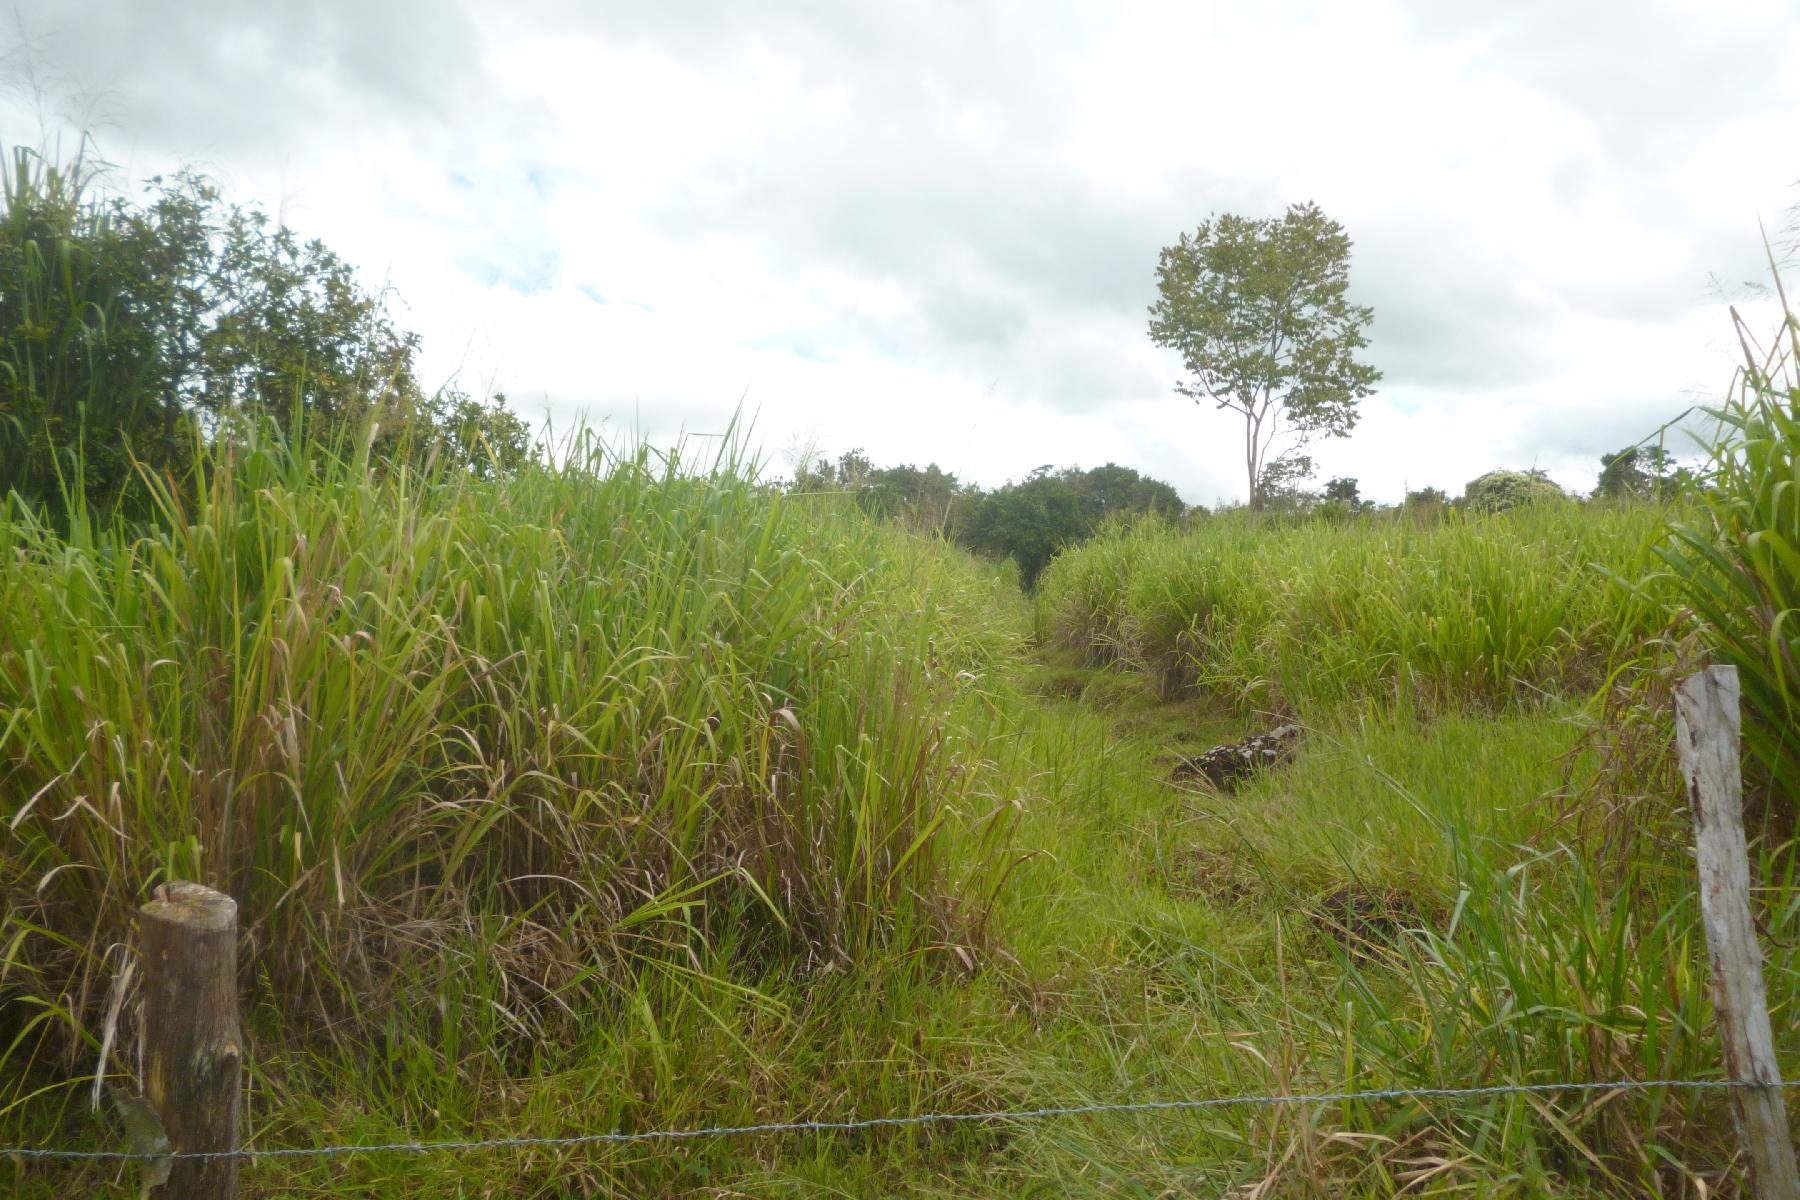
[788,450,1184,586]
[784,444,1691,589]
[2,142,1694,588]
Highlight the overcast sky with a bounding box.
[6,1,1799,503]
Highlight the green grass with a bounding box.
[4,420,1793,1197]
[1035,502,1676,711]
[0,427,1031,1194]
[952,683,1761,1198]
[1660,281,1800,809]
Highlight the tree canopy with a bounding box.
[0,144,530,520]
[1148,202,1380,512]
[956,463,1184,586]
[1596,445,1686,500]
[1461,468,1568,511]
[788,452,1186,588]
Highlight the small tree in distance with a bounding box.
[1255,452,1316,510]
[1461,469,1567,511]
[1404,486,1450,508]
[1148,202,1381,512]
[1596,444,1686,501]
[1323,476,1362,507]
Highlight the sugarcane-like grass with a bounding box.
[7,402,1796,1194]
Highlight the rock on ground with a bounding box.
[1172,724,1301,790]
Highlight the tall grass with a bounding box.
[939,676,1764,1196]
[1016,468,1786,1191]
[0,425,1022,1113]
[1036,503,1675,711]
[9,294,1796,1195]
[1661,279,1800,807]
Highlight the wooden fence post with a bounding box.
[139,881,242,1200]
[1674,666,1799,1200]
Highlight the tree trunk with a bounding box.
[1245,412,1261,513]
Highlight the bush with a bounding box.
[0,143,529,522]
[954,463,1185,587]
[1460,468,1569,511]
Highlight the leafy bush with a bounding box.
[0,143,529,521]
[954,463,1184,587]
[1460,468,1569,511]
[791,453,1187,588]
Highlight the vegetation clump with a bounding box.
[1035,501,1670,707]
[1660,297,1800,812]
[0,427,1025,1143]
[0,144,528,523]
[793,449,1185,587]
[1459,466,1571,511]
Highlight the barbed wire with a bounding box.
[6,1077,1787,1163]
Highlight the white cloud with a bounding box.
[6,0,1798,503]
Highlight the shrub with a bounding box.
[0,143,530,522]
[1460,468,1569,511]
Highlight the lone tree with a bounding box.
[1596,444,1685,501]
[1148,202,1380,511]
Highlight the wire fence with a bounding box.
[8,1077,1789,1163]
[15,676,1792,1183]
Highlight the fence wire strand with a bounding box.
[5,1077,1788,1163]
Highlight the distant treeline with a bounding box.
[3,139,1693,593]
[786,447,1692,588]
[789,450,1185,586]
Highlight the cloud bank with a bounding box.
[5,0,1797,501]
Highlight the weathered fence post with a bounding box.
[1674,666,1799,1200]
[139,881,242,1200]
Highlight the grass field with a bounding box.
[3,406,1796,1195]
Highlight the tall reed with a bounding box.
[1660,273,1800,808]
[0,424,1020,1102]
[1036,504,1673,711]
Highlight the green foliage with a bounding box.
[0,145,200,516]
[1148,202,1381,510]
[0,143,530,520]
[1660,286,1800,807]
[1597,444,1687,500]
[798,450,966,531]
[1322,474,1364,509]
[956,462,1185,587]
[1460,467,1570,511]
[0,426,1021,1127]
[1404,484,1450,508]
[1036,502,1671,707]
[790,452,1187,589]
[2,438,1767,1197]
[1253,450,1316,509]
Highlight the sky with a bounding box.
[5,0,1799,505]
